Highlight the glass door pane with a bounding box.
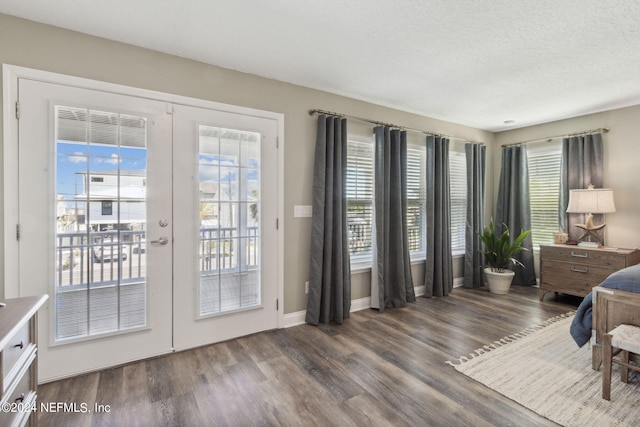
[55,106,148,341]
[198,126,261,316]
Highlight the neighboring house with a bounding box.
[65,171,243,231]
[73,170,146,232]
[56,194,83,233]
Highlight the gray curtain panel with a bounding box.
[559,133,604,241]
[495,145,536,286]
[372,126,415,311]
[424,135,454,297]
[463,143,486,289]
[305,115,351,325]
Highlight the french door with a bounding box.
[8,71,280,381]
[172,105,279,350]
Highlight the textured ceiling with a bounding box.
[2,0,640,131]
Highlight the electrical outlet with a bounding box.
[305,281,309,294]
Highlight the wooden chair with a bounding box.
[602,324,640,400]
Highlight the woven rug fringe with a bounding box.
[445,311,575,367]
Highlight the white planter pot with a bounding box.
[484,268,515,294]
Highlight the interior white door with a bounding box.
[17,79,173,381]
[172,104,279,350]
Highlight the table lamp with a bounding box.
[566,185,616,247]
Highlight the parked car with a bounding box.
[92,240,128,262]
[132,238,146,254]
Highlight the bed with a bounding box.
[569,262,640,370]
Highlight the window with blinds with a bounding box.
[346,140,374,261]
[407,145,426,257]
[449,150,467,253]
[346,138,466,265]
[527,144,562,247]
[346,141,427,262]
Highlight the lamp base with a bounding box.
[575,213,606,246]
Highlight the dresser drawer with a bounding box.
[540,273,600,297]
[0,359,36,427]
[2,322,32,393]
[541,246,627,269]
[541,259,615,284]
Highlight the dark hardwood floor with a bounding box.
[38,286,581,426]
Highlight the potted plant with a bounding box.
[479,218,531,294]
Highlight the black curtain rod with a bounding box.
[309,109,485,144]
[501,127,610,148]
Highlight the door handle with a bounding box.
[150,237,169,245]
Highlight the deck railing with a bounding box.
[56,226,259,288]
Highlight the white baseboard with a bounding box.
[350,296,371,312]
[283,310,307,328]
[284,279,463,328]
[283,295,371,328]
[454,277,464,288]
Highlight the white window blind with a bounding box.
[407,145,426,257]
[346,140,374,261]
[527,144,562,247]
[449,150,467,253]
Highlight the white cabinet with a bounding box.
[0,295,48,427]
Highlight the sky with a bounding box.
[56,141,147,205]
[56,140,259,208]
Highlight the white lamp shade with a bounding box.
[566,188,616,214]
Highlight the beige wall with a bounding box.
[0,14,494,311]
[494,104,640,251]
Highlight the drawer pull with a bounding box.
[15,393,25,403]
[571,251,589,258]
[14,341,24,349]
[571,267,589,273]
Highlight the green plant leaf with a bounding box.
[478,218,530,272]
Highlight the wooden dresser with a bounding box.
[539,245,640,300]
[0,295,48,427]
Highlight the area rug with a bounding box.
[447,314,640,427]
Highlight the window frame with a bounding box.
[346,136,375,271]
[101,200,113,216]
[527,141,562,248]
[406,142,427,261]
[449,148,467,256]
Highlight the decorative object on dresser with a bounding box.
[539,244,640,300]
[479,218,531,294]
[0,295,48,427]
[565,185,616,247]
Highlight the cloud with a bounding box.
[198,156,239,182]
[106,153,121,165]
[96,154,121,165]
[67,152,87,163]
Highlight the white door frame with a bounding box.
[2,64,285,334]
